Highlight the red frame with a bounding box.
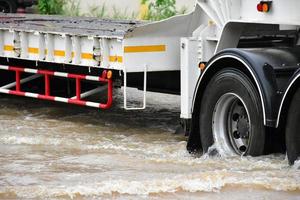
[0,66,113,109]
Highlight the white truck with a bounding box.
[0,0,299,164]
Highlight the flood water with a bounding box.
[0,88,299,199]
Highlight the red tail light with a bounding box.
[257,3,263,12]
[257,1,272,13]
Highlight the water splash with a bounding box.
[0,91,299,199]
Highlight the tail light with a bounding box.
[257,1,272,13]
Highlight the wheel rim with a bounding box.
[0,1,11,13]
[212,93,251,156]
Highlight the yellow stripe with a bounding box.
[81,53,93,60]
[3,46,105,61]
[28,47,39,54]
[109,56,123,63]
[124,45,166,53]
[4,45,13,51]
[71,52,93,60]
[54,50,65,57]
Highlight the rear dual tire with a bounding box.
[286,87,300,165]
[199,68,265,156]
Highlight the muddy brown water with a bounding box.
[0,88,299,199]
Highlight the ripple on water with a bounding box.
[0,91,299,199]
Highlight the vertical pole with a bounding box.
[15,70,21,92]
[123,69,127,109]
[107,79,113,107]
[45,74,50,96]
[76,78,81,100]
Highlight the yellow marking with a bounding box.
[81,53,93,60]
[28,47,39,54]
[109,56,123,63]
[4,45,13,51]
[71,52,94,60]
[54,50,65,57]
[4,46,96,61]
[124,45,166,53]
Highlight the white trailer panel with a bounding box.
[0,11,202,73]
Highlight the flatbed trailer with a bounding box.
[0,0,300,165]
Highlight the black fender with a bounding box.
[187,47,300,152]
[276,69,300,128]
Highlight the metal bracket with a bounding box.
[123,65,147,110]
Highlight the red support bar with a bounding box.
[38,70,54,76]
[38,95,55,101]
[68,74,86,80]
[10,91,26,96]
[45,74,51,96]
[10,66,24,72]
[100,78,113,109]
[76,78,81,100]
[15,70,21,92]
[0,65,114,110]
[68,99,87,106]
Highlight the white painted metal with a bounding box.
[25,92,39,98]
[46,33,54,62]
[197,0,300,27]
[123,5,204,73]
[195,0,300,59]
[180,37,200,119]
[0,5,204,73]
[123,65,147,110]
[20,32,28,58]
[184,0,300,123]
[239,1,300,25]
[65,35,72,63]
[54,97,68,103]
[0,65,9,70]
[38,32,46,61]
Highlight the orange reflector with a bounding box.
[262,3,269,12]
[199,63,206,71]
[107,70,113,79]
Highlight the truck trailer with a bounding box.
[0,0,299,164]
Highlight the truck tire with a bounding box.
[286,87,300,165]
[0,0,17,13]
[199,68,265,156]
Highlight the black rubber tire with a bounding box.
[199,68,265,156]
[286,87,300,165]
[0,0,17,13]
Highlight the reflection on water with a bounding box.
[0,88,299,199]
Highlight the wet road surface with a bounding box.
[0,88,299,199]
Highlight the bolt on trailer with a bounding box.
[0,0,299,164]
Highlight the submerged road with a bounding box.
[0,88,299,199]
